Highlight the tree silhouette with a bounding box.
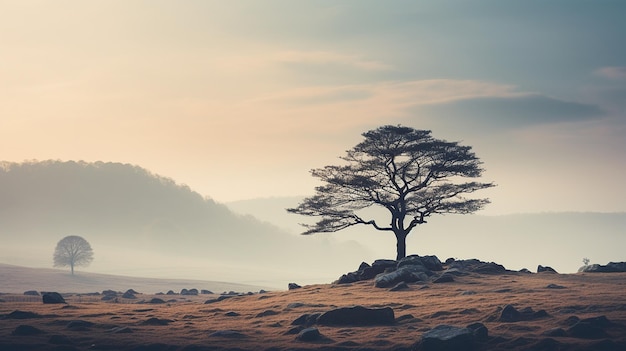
[53,235,94,275]
[288,125,495,260]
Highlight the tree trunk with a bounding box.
[71,263,74,275]
[395,232,407,260]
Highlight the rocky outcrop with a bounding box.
[578,262,626,273]
[335,255,512,288]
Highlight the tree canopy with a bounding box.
[288,125,495,260]
[53,235,94,275]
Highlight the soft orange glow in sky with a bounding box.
[2,1,625,214]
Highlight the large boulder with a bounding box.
[317,306,395,326]
[42,292,66,304]
[417,325,474,351]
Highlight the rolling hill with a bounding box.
[0,160,367,288]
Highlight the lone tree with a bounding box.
[288,125,495,260]
[53,235,94,275]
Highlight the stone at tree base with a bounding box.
[417,255,444,271]
[433,273,454,283]
[375,267,425,288]
[317,306,395,326]
[42,292,66,304]
[417,325,474,351]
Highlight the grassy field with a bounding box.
[1,269,625,350]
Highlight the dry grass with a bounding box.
[1,271,626,350]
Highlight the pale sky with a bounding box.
[2,0,625,215]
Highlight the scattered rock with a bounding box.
[209,330,246,338]
[142,317,172,326]
[42,292,66,304]
[291,313,321,327]
[466,322,488,341]
[201,290,213,295]
[537,265,558,273]
[567,315,611,339]
[224,311,240,317]
[181,288,199,295]
[256,310,279,318]
[122,290,137,299]
[49,334,73,344]
[149,298,166,304]
[12,324,45,336]
[499,305,548,322]
[109,326,133,334]
[390,282,410,291]
[396,314,417,323]
[204,295,234,304]
[286,302,305,309]
[67,320,94,329]
[418,324,473,351]
[296,327,321,341]
[546,284,566,289]
[6,310,41,319]
[166,290,176,295]
[543,328,567,337]
[102,290,117,296]
[317,306,395,326]
[23,290,40,296]
[288,283,302,290]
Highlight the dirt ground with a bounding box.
[1,271,626,351]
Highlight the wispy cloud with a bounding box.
[410,94,605,130]
[272,51,393,72]
[252,79,518,107]
[594,66,626,81]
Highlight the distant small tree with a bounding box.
[582,257,590,266]
[53,235,94,275]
